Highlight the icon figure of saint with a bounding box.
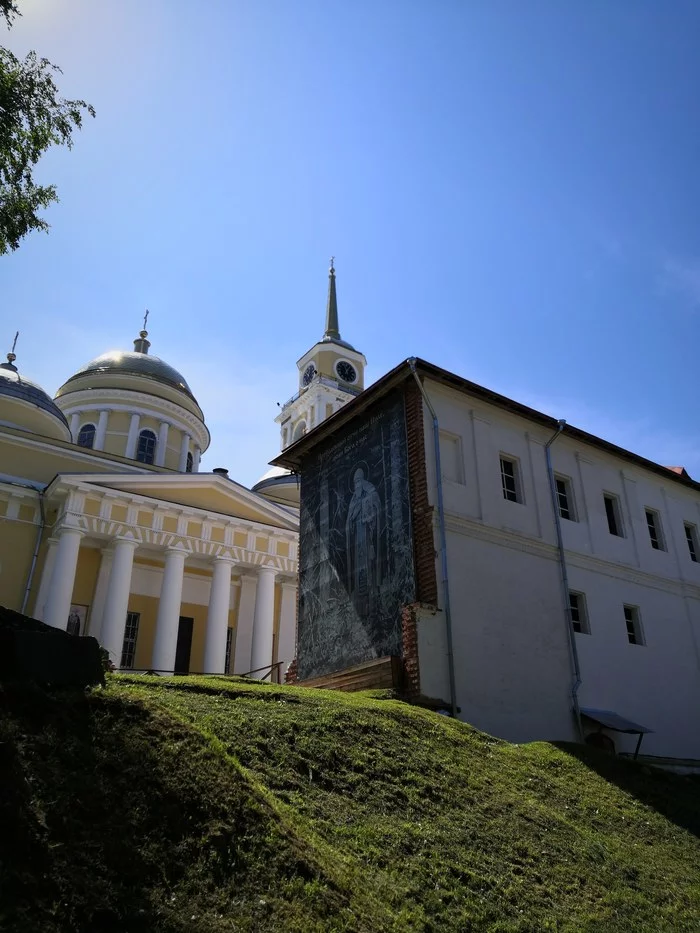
[345,465,382,616]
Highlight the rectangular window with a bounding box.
[120,611,140,668]
[685,523,698,562]
[225,626,234,674]
[645,509,665,551]
[500,456,521,503]
[555,476,576,521]
[623,605,644,645]
[439,431,464,484]
[603,493,624,536]
[569,592,589,634]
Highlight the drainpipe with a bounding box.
[544,421,583,741]
[21,486,46,615]
[407,359,457,718]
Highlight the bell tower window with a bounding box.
[77,423,96,448]
[136,429,157,464]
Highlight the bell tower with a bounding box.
[276,259,366,450]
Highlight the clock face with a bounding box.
[336,360,357,384]
[302,364,316,386]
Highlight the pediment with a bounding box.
[54,472,298,531]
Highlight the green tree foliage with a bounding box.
[0,0,94,254]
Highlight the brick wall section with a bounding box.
[285,658,298,684]
[401,603,421,698]
[403,378,438,606]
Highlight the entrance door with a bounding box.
[175,617,194,674]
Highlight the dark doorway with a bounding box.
[175,617,194,674]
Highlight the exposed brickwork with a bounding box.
[401,602,421,698]
[285,658,298,684]
[403,378,438,606]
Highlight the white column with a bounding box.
[250,566,277,680]
[125,413,141,459]
[151,548,186,673]
[43,527,84,630]
[87,548,114,642]
[178,432,192,472]
[202,557,235,673]
[233,574,258,674]
[69,413,80,442]
[192,445,201,472]
[100,538,138,665]
[156,420,169,466]
[277,581,298,674]
[94,409,109,450]
[33,537,59,621]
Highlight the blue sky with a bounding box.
[4,0,700,486]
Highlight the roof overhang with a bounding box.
[580,707,653,735]
[271,357,700,495]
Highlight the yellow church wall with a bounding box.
[162,516,178,533]
[138,415,161,435]
[103,434,126,457]
[181,601,209,672]
[0,500,6,518]
[137,510,152,528]
[0,435,160,484]
[0,521,36,611]
[126,594,159,670]
[277,541,289,558]
[187,521,202,538]
[255,535,268,552]
[234,531,247,548]
[111,504,128,522]
[326,403,334,418]
[18,503,36,523]
[109,412,131,433]
[210,526,224,543]
[72,547,101,615]
[84,498,101,516]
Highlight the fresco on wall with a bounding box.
[298,390,415,680]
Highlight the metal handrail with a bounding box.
[118,660,285,683]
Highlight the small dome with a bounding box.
[56,350,197,403]
[0,361,69,431]
[252,465,300,507]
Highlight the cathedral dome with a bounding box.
[54,324,205,423]
[58,350,197,403]
[0,354,71,441]
[252,465,300,508]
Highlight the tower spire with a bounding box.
[324,257,340,340]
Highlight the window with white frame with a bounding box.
[623,605,644,646]
[684,523,698,563]
[555,476,576,521]
[77,423,96,448]
[225,626,234,674]
[603,493,624,537]
[569,592,589,634]
[120,611,140,668]
[186,451,194,473]
[440,431,464,484]
[136,429,157,464]
[645,508,665,551]
[500,456,522,503]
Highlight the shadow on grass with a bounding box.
[554,740,700,839]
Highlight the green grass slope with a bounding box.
[1,676,699,932]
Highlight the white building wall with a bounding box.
[417,378,700,759]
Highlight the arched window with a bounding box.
[186,451,194,473]
[292,421,307,442]
[136,429,157,464]
[77,423,96,448]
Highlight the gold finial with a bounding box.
[7,330,18,365]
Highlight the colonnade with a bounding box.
[68,409,201,470]
[36,525,294,678]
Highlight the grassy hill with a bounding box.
[1,675,699,932]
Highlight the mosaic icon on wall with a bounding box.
[298,389,415,679]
